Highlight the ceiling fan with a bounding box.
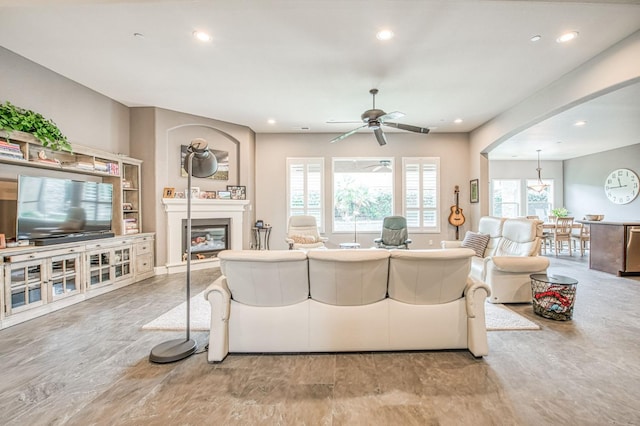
[329,88,430,146]
[363,160,392,172]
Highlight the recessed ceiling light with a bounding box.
[193,31,212,42]
[267,119,276,125]
[556,31,578,43]
[376,29,394,41]
[530,35,541,42]
[574,120,586,126]
[454,118,463,124]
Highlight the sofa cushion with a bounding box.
[461,231,490,257]
[388,248,474,304]
[307,249,389,306]
[477,216,506,257]
[494,218,540,256]
[218,250,309,306]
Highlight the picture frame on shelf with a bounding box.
[200,191,217,199]
[227,185,246,200]
[162,187,175,198]
[174,191,185,199]
[0,233,5,249]
[186,187,200,199]
[470,179,479,203]
[217,190,231,200]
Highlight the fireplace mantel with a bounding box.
[162,198,250,273]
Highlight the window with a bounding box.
[333,158,393,232]
[526,179,554,220]
[403,157,440,232]
[286,158,324,230]
[491,179,520,217]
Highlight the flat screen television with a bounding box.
[17,175,114,243]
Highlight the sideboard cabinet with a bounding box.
[1,233,155,330]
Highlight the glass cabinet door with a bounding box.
[6,260,46,314]
[87,250,112,288]
[113,247,132,280]
[50,254,81,300]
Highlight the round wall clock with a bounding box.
[604,168,640,204]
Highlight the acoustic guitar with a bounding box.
[448,185,465,239]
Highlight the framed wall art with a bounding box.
[180,145,229,181]
[470,179,479,203]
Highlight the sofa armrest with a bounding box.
[464,277,491,358]
[488,256,550,273]
[318,236,329,243]
[441,240,463,249]
[463,277,491,318]
[204,276,231,320]
[204,276,232,362]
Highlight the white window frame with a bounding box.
[331,157,394,233]
[491,179,521,218]
[402,157,440,233]
[286,157,325,232]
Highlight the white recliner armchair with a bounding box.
[442,216,550,304]
[285,215,328,250]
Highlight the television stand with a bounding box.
[33,232,115,246]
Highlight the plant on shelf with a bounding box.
[0,101,72,151]
[551,207,569,217]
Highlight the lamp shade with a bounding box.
[184,138,218,178]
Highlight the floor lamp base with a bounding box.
[149,338,197,364]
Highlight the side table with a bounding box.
[252,226,272,250]
[339,242,361,249]
[530,273,578,320]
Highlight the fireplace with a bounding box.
[161,198,249,273]
[182,218,230,260]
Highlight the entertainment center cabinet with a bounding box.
[1,234,154,329]
[0,130,155,330]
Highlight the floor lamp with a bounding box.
[149,138,218,363]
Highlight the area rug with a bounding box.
[142,292,540,331]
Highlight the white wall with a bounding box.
[470,30,640,228]
[489,159,564,216]
[255,132,471,250]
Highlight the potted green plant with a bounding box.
[551,207,569,217]
[0,101,72,151]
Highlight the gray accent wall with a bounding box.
[0,47,129,154]
[564,143,640,221]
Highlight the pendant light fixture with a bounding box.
[528,149,549,193]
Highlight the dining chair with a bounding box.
[571,224,590,257]
[554,217,574,256]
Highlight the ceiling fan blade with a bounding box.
[374,128,387,146]
[383,122,430,134]
[330,124,367,143]
[372,165,382,172]
[379,111,405,122]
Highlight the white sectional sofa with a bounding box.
[204,248,491,362]
[442,216,550,304]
